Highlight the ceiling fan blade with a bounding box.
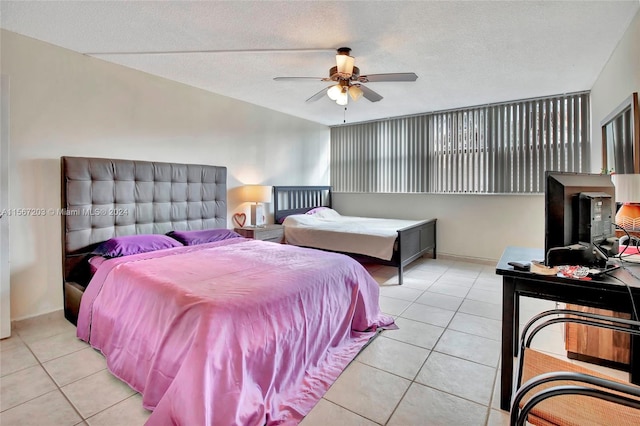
[86,48,337,56]
[358,72,418,83]
[358,84,383,102]
[305,86,334,103]
[274,77,324,81]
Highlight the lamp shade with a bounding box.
[349,85,363,101]
[242,185,272,203]
[612,174,640,232]
[611,174,640,203]
[327,84,342,101]
[336,90,348,106]
[336,54,355,77]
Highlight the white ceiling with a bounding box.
[1,1,638,126]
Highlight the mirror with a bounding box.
[602,92,639,174]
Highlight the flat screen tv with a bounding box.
[545,171,616,266]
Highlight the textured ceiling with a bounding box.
[1,1,638,126]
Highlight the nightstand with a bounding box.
[234,224,284,243]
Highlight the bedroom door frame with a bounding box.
[1,75,10,338]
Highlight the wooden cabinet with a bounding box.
[234,225,284,243]
[565,304,630,369]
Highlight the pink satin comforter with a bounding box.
[77,238,394,425]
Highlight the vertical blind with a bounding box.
[330,92,590,194]
[331,117,429,193]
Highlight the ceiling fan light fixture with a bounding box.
[336,86,349,106]
[348,85,363,101]
[327,84,343,101]
[274,46,416,106]
[336,54,355,78]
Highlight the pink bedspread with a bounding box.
[77,238,394,425]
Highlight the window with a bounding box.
[330,92,590,194]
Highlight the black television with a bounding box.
[544,171,616,266]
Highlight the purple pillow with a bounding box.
[92,234,183,258]
[166,229,242,246]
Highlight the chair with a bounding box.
[510,309,640,426]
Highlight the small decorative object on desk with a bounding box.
[530,261,558,276]
[557,265,590,279]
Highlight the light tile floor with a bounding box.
[0,257,624,425]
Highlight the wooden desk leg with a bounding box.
[513,293,520,357]
[501,277,516,411]
[632,334,640,385]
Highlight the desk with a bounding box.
[496,246,640,411]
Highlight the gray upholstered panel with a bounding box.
[62,157,227,255]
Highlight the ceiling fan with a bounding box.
[274,47,418,105]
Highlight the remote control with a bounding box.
[508,261,531,271]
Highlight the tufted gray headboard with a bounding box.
[61,156,227,323]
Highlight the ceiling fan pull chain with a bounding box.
[344,107,347,123]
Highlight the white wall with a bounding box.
[0,30,330,320]
[1,76,10,337]
[590,10,640,172]
[333,192,544,263]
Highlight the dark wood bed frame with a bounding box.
[273,186,436,285]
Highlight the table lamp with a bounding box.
[612,174,640,236]
[242,185,272,227]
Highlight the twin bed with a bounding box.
[61,156,396,425]
[273,186,437,285]
[61,157,435,425]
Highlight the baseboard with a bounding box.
[12,308,64,325]
[437,253,497,266]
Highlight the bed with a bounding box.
[273,186,437,285]
[61,157,394,425]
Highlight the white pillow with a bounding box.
[308,208,340,219]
